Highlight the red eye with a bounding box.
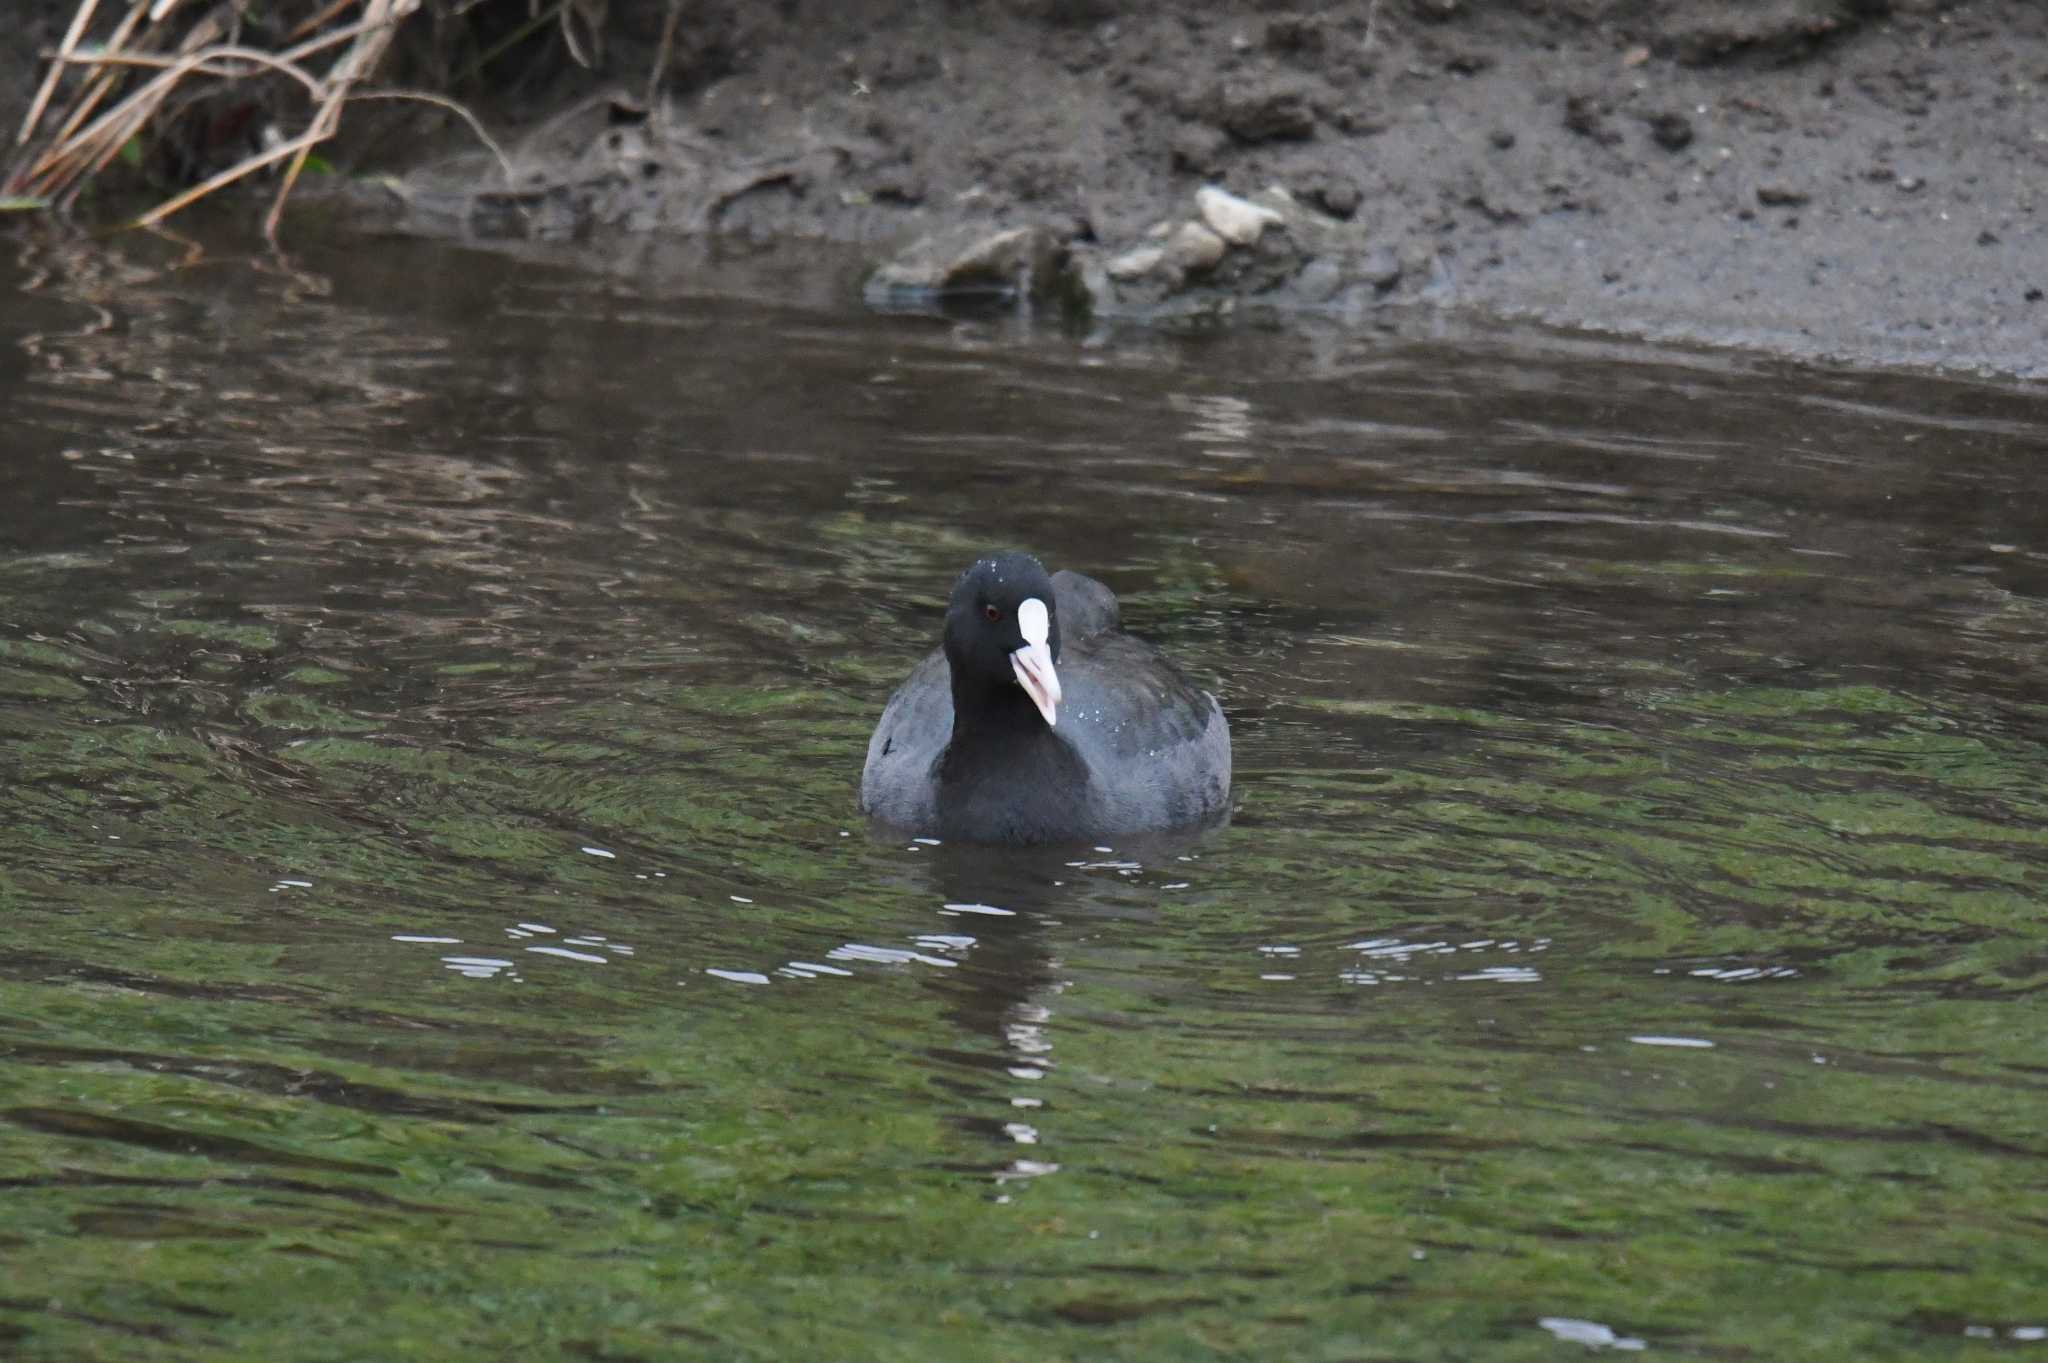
[983,604,1002,622]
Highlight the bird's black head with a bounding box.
[943,552,1063,727]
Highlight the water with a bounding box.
[3,222,2045,1362]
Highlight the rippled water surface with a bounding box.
[3,224,2046,1361]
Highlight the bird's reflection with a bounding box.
[872,827,1221,1192]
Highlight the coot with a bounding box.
[860,553,1232,844]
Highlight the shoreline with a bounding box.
[7,0,2044,378]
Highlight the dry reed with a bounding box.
[4,0,545,241]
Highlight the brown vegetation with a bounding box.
[1,0,626,239]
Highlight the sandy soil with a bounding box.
[8,1,2046,377]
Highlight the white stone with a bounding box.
[1196,184,1284,245]
[1165,221,1227,272]
[1106,244,1167,279]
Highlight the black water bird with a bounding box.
[860,553,1231,844]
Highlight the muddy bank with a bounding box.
[9,1,2048,376]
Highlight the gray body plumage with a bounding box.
[860,568,1231,844]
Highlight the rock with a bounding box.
[1361,247,1403,291]
[1071,252,1116,314]
[1646,111,1695,152]
[1170,123,1230,176]
[1661,1,1862,67]
[863,162,927,205]
[865,223,1067,302]
[1309,177,1361,219]
[1081,178,1384,318]
[1756,182,1811,207]
[1293,256,1344,303]
[1563,93,1622,147]
[1106,244,1167,280]
[1328,107,1387,137]
[1211,76,1317,143]
[1398,240,1438,283]
[1197,184,1285,245]
[1164,221,1228,274]
[1010,151,1084,204]
[1264,16,1326,58]
[1464,165,1529,223]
